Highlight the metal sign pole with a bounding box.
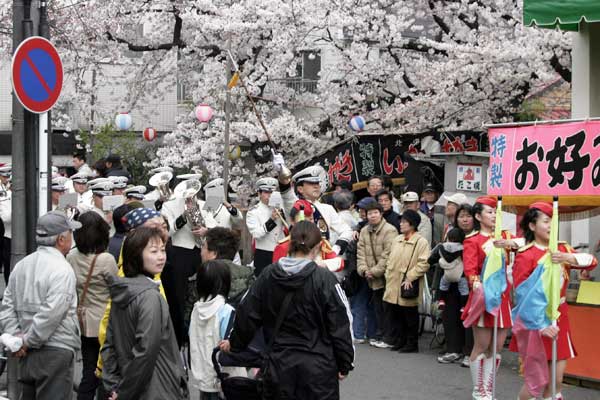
[38,112,48,216]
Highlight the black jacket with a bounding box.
[106,167,132,181]
[101,275,188,399]
[383,209,401,233]
[229,258,354,400]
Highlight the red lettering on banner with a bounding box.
[382,148,408,175]
[465,137,478,151]
[327,150,353,183]
[442,138,465,153]
[407,144,420,155]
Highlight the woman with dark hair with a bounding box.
[454,204,474,235]
[461,196,522,400]
[432,204,475,367]
[383,209,431,353]
[67,211,118,400]
[511,202,597,400]
[101,227,188,400]
[221,221,354,400]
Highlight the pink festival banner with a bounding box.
[487,121,600,196]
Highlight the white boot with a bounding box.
[470,354,490,400]
[484,354,501,399]
[543,394,563,400]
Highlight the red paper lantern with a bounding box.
[143,127,157,142]
[195,103,214,123]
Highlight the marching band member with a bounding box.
[277,162,353,256]
[109,176,129,196]
[0,165,12,284]
[273,199,344,274]
[246,177,285,276]
[201,178,243,229]
[461,196,523,400]
[160,173,207,346]
[145,166,174,203]
[51,176,69,210]
[71,172,93,210]
[124,185,147,203]
[511,202,597,400]
[88,179,114,223]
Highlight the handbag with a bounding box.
[215,290,296,400]
[400,238,421,299]
[77,254,99,335]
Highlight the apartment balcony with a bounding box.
[264,78,319,96]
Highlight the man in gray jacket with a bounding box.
[0,211,82,400]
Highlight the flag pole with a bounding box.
[491,194,502,400]
[551,195,559,400]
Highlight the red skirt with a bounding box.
[461,290,512,329]
[509,302,576,361]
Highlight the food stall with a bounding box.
[487,118,600,385]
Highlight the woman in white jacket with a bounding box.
[189,260,245,399]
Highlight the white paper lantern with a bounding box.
[195,104,214,123]
[115,112,133,130]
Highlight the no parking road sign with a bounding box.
[11,36,63,114]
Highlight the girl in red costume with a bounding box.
[462,196,523,400]
[511,202,597,400]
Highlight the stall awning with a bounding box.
[523,0,600,31]
[524,0,600,31]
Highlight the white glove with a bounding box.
[332,245,341,256]
[0,333,24,352]
[272,153,286,172]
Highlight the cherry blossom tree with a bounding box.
[0,0,572,191]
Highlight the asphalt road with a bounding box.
[338,335,599,400]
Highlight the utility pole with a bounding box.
[223,38,232,200]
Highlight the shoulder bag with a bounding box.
[77,254,99,335]
[400,238,422,299]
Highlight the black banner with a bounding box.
[293,131,485,186]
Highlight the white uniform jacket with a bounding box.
[246,202,284,252]
[1,190,12,239]
[76,191,93,211]
[281,189,353,245]
[161,198,242,250]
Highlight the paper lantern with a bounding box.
[115,112,133,130]
[143,127,157,142]
[195,104,214,123]
[228,145,241,160]
[349,115,365,132]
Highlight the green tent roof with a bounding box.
[524,0,600,31]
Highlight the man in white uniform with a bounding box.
[70,172,93,211]
[124,185,147,203]
[51,176,69,211]
[201,178,243,230]
[109,176,129,196]
[275,159,353,256]
[87,179,114,223]
[246,177,285,276]
[0,165,12,284]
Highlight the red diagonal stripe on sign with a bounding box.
[24,54,52,96]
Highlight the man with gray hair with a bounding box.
[0,211,82,399]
